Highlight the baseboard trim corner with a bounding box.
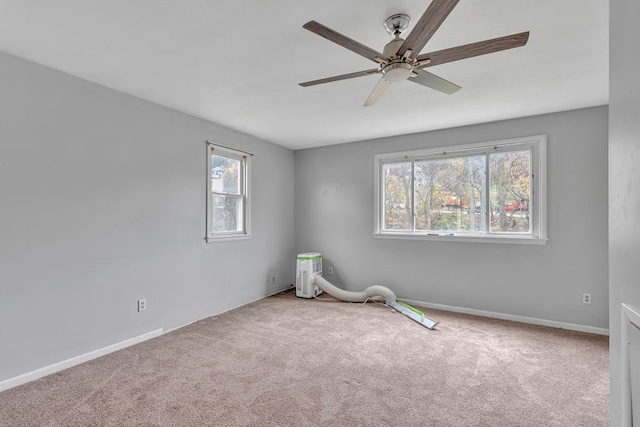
[400,299,609,336]
[0,328,164,393]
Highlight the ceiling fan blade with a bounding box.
[300,69,380,87]
[303,20,385,63]
[364,77,391,107]
[415,31,529,68]
[396,0,459,58]
[409,69,461,94]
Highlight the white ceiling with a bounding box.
[0,1,608,150]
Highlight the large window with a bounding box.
[205,142,251,242]
[374,135,546,243]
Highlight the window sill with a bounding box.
[373,232,547,245]
[205,234,252,243]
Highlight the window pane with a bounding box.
[212,195,243,233]
[382,162,412,230]
[211,154,241,194]
[489,150,531,233]
[415,156,486,232]
[374,135,544,241]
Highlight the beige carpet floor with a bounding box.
[0,290,609,426]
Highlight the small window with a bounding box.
[374,135,547,244]
[206,142,251,242]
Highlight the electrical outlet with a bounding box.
[138,299,147,312]
[328,267,333,275]
[582,293,592,304]
[271,276,276,285]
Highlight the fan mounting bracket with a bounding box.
[384,14,411,36]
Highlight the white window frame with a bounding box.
[205,142,251,242]
[373,135,547,245]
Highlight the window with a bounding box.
[206,142,251,242]
[374,135,547,244]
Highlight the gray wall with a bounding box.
[0,43,612,396]
[609,0,640,424]
[0,51,295,382]
[295,106,608,330]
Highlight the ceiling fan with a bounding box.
[299,0,529,106]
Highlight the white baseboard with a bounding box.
[1,287,292,393]
[0,328,163,393]
[400,298,609,336]
[3,289,604,394]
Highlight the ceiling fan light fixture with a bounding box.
[382,62,412,82]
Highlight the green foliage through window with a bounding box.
[376,135,546,240]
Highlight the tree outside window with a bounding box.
[375,135,546,242]
[206,143,251,242]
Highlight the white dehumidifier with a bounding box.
[296,252,323,298]
[294,252,439,329]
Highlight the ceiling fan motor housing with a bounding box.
[383,37,405,58]
[381,37,414,82]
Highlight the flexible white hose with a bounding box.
[314,275,397,305]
